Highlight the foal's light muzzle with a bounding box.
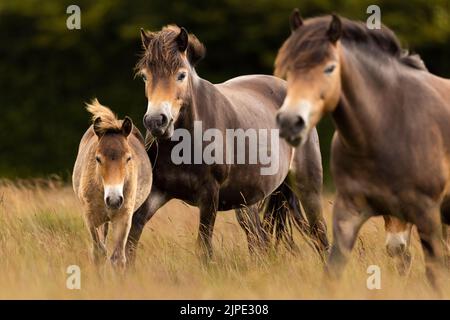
[104,184,124,211]
[385,231,409,257]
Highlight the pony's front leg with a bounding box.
[126,188,170,264]
[326,195,370,279]
[110,212,133,270]
[99,222,109,245]
[197,186,219,262]
[409,203,446,293]
[86,219,108,265]
[442,225,450,268]
[290,129,329,255]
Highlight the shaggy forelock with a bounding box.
[136,25,184,75]
[86,98,123,135]
[135,25,206,76]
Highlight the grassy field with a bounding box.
[0,178,445,299]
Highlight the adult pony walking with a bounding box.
[274,12,450,287]
[73,99,152,268]
[126,25,329,261]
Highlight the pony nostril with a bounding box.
[294,116,305,131]
[143,114,152,128]
[105,195,123,209]
[386,244,395,256]
[144,114,168,131]
[386,242,407,256]
[276,113,282,125]
[160,113,168,126]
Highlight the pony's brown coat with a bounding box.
[275,13,450,288]
[127,25,330,261]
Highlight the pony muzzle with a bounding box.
[385,231,409,256]
[104,184,124,210]
[276,99,316,147]
[276,111,307,147]
[144,102,174,139]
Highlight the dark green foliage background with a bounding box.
[1,0,449,186]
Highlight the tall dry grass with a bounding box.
[0,178,445,299]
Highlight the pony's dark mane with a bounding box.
[135,25,206,75]
[275,15,427,77]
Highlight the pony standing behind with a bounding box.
[73,99,152,268]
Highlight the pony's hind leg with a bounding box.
[235,204,269,255]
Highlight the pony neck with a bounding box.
[332,44,396,154]
[175,69,200,131]
[178,70,220,131]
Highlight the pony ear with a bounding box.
[327,14,342,43]
[140,28,152,48]
[290,8,303,32]
[187,34,206,66]
[176,27,189,52]
[121,116,133,137]
[93,117,103,137]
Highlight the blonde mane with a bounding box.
[85,98,122,134]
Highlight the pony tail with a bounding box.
[262,182,308,251]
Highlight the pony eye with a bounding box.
[324,64,336,75]
[95,156,101,164]
[126,156,132,162]
[142,75,147,82]
[177,72,187,81]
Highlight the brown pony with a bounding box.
[73,99,152,268]
[126,25,330,262]
[275,11,450,287]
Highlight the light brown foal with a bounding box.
[73,99,152,269]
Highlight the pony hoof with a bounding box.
[396,253,412,276]
[110,254,127,271]
[91,247,108,265]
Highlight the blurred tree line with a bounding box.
[0,0,449,186]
